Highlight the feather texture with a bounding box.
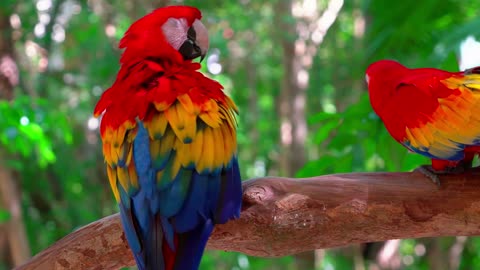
[94,6,242,270]
[367,59,480,171]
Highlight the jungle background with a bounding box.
[1,0,480,269]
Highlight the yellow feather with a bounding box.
[165,102,197,143]
[404,128,417,148]
[126,127,137,142]
[199,100,222,128]
[408,127,430,148]
[220,124,233,166]
[441,77,463,89]
[145,113,168,139]
[113,125,126,147]
[104,127,114,143]
[193,129,204,166]
[421,123,435,144]
[202,99,217,111]
[178,93,201,115]
[171,156,182,179]
[225,96,239,113]
[125,144,133,165]
[153,101,170,111]
[200,111,222,128]
[211,127,225,169]
[438,104,465,127]
[103,143,113,165]
[466,83,480,89]
[219,104,237,128]
[110,143,119,165]
[198,127,214,173]
[115,142,126,163]
[150,139,161,161]
[107,166,119,201]
[175,139,195,168]
[116,166,130,193]
[128,161,138,188]
[429,136,460,158]
[159,129,176,156]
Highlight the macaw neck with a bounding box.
[368,81,394,116]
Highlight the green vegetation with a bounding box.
[1,0,480,269]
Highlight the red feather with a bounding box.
[366,60,480,173]
[119,6,201,64]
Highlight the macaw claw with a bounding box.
[414,165,442,186]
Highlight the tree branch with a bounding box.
[15,170,480,270]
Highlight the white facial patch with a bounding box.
[161,17,189,50]
[192,19,209,55]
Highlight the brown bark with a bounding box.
[0,166,31,266]
[16,170,480,270]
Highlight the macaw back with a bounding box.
[94,6,242,270]
[366,59,480,173]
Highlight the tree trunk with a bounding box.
[274,0,345,267]
[0,5,30,268]
[275,0,308,178]
[274,0,311,267]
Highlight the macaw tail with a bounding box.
[122,210,214,270]
[120,159,242,270]
[169,220,214,270]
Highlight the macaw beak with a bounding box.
[179,40,204,61]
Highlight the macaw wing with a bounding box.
[102,79,241,269]
[385,72,480,161]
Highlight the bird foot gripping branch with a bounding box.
[414,165,442,186]
[93,6,242,270]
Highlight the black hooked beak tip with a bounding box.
[200,53,206,63]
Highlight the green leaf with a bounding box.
[313,120,339,144]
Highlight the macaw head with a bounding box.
[119,6,209,64]
[365,59,407,114]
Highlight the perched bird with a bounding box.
[366,59,480,184]
[93,6,242,270]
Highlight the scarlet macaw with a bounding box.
[366,59,480,183]
[94,6,242,270]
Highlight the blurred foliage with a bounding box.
[2,0,480,269]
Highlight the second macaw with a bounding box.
[366,59,480,183]
[94,6,242,270]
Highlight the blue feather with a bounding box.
[133,122,152,175]
[172,172,208,233]
[160,215,176,251]
[173,219,214,270]
[158,167,192,217]
[119,202,141,254]
[206,174,221,217]
[403,140,465,161]
[144,214,165,270]
[215,158,242,223]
